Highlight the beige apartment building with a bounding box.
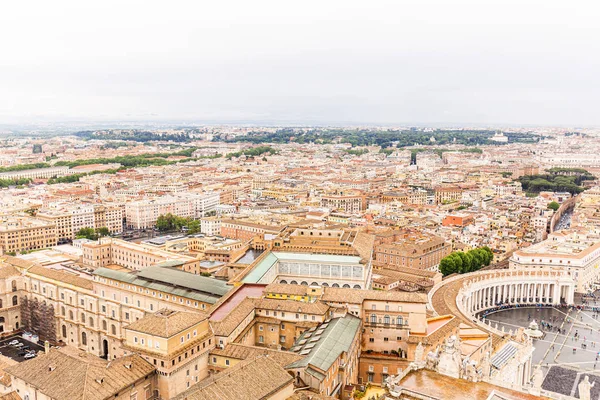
[374,231,451,271]
[37,209,73,241]
[82,237,200,272]
[434,185,462,204]
[123,309,214,399]
[37,203,123,241]
[0,216,57,254]
[94,203,124,234]
[0,253,231,399]
[320,191,366,213]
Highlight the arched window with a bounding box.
[300,281,308,286]
[82,332,87,345]
[102,320,107,331]
[290,281,298,285]
[62,325,67,338]
[322,283,329,287]
[397,316,404,326]
[111,324,117,335]
[353,285,361,289]
[342,284,350,288]
[370,314,376,324]
[280,280,288,284]
[332,283,340,288]
[69,310,74,320]
[384,315,390,325]
[89,317,94,327]
[12,296,17,306]
[11,281,17,292]
[311,282,318,286]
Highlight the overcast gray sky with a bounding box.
[1,0,599,126]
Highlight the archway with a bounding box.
[101,339,109,359]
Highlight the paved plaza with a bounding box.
[485,305,600,374]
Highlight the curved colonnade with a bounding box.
[429,269,576,337]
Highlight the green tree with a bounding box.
[456,251,474,273]
[76,227,98,240]
[469,249,484,271]
[187,220,201,234]
[96,227,110,237]
[439,257,456,276]
[449,253,464,273]
[156,213,175,231]
[547,201,560,211]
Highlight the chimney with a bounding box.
[45,340,50,354]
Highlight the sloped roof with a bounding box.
[124,309,208,338]
[173,355,293,400]
[94,266,231,304]
[287,315,361,375]
[5,349,154,400]
[321,287,427,304]
[210,343,303,367]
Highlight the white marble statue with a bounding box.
[414,342,424,363]
[579,376,595,400]
[437,335,462,379]
[532,367,544,389]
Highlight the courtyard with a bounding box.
[484,304,600,375]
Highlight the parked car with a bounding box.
[17,351,27,357]
[8,340,18,346]
[24,353,36,359]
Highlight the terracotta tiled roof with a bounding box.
[0,392,21,400]
[211,298,258,337]
[0,263,19,279]
[27,265,93,290]
[125,309,208,338]
[265,282,309,296]
[255,298,330,315]
[173,355,293,400]
[321,287,427,304]
[210,343,303,367]
[5,349,155,400]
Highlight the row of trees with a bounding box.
[439,247,494,276]
[225,146,277,159]
[75,130,193,143]
[156,213,201,234]
[75,227,111,240]
[518,173,594,195]
[0,162,50,173]
[214,128,538,149]
[0,178,32,188]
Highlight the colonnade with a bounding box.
[466,280,574,314]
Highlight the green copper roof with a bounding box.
[287,315,361,375]
[242,252,278,283]
[94,266,231,304]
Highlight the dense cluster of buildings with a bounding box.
[0,129,598,399]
